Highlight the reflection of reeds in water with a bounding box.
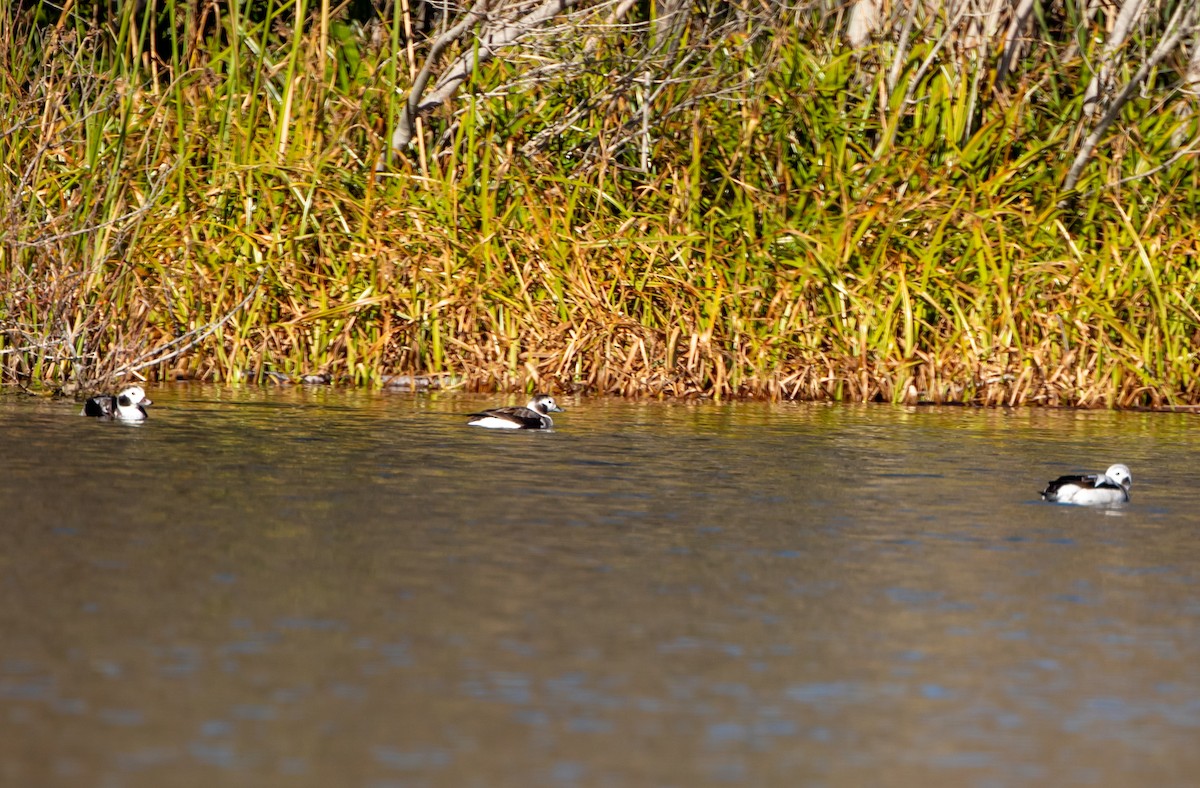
[2,6,1199,406]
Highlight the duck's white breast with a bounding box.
[1056,484,1127,505]
[467,415,525,429]
[115,406,147,421]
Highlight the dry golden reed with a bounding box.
[2,2,1199,407]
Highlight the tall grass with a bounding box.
[1,1,1199,405]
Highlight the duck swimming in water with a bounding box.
[467,394,564,430]
[82,386,153,421]
[1040,464,1131,505]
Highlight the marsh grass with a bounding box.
[2,2,1199,405]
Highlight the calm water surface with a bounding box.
[2,388,1199,787]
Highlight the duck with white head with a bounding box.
[82,386,153,421]
[466,394,564,430]
[1040,464,1132,505]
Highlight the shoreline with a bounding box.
[9,375,1200,411]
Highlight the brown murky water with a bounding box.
[2,387,1199,786]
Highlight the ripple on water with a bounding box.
[2,394,1200,785]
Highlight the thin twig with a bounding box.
[103,268,268,381]
[1063,3,1199,192]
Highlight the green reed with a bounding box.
[1,2,1198,404]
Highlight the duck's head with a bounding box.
[118,386,152,408]
[1103,464,1132,490]
[528,394,563,414]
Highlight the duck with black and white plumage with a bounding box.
[81,386,153,422]
[466,394,564,430]
[1040,464,1132,505]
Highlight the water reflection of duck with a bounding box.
[82,386,153,421]
[467,394,564,430]
[1040,464,1131,505]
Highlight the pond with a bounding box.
[2,387,1199,786]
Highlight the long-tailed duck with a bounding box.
[1040,464,1131,505]
[82,386,153,421]
[467,394,564,430]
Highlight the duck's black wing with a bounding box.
[82,395,116,418]
[466,406,548,428]
[1040,473,1097,499]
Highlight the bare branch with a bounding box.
[1064,2,1200,193]
[388,0,586,156]
[104,268,268,384]
[996,0,1036,83]
[847,0,882,50]
[1172,27,1200,145]
[884,0,917,95]
[385,0,494,157]
[1081,0,1149,120]
[1083,132,1200,197]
